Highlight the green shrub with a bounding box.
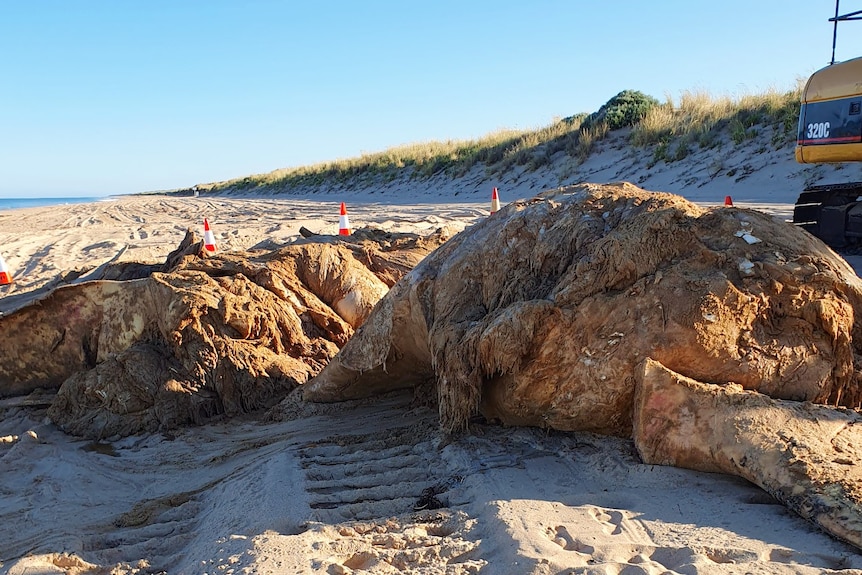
[561,112,588,126]
[648,140,670,168]
[730,119,751,144]
[583,90,660,131]
[671,142,690,162]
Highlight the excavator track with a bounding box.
[793,182,862,247]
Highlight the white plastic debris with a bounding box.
[735,230,762,244]
[738,259,755,276]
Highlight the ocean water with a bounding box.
[0,196,109,211]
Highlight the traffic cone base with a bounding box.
[339,202,351,235]
[203,218,216,252]
[490,187,501,214]
[0,253,11,285]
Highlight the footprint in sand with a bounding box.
[546,525,594,555]
[548,520,691,573]
[587,505,629,536]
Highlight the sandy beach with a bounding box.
[0,195,486,316]
[4,136,862,573]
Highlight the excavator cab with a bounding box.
[793,3,862,247]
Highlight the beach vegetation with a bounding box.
[189,83,804,194]
[580,89,659,131]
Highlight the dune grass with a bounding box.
[193,85,803,194]
[631,84,803,166]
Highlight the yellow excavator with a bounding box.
[792,2,862,246]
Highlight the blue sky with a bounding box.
[1,1,861,197]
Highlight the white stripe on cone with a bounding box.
[0,252,12,285]
[203,218,216,251]
[490,187,501,214]
[339,202,351,235]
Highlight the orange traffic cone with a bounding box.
[203,218,216,252]
[0,252,12,285]
[490,187,501,214]
[724,195,733,206]
[339,202,351,236]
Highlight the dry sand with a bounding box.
[0,196,485,315]
[3,140,862,573]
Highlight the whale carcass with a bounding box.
[304,182,862,548]
[0,228,449,437]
